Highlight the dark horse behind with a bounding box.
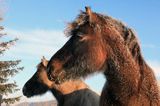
[47,7,160,106]
[23,57,100,106]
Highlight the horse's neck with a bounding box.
[105,31,160,104]
[54,80,88,95]
[50,88,64,106]
[105,33,141,99]
[50,80,88,105]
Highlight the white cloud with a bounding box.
[2,29,68,60]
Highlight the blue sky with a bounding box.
[1,0,160,103]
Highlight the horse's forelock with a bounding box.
[64,11,89,37]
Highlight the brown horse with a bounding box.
[23,57,100,106]
[47,7,160,106]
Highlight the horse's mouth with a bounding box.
[24,94,32,98]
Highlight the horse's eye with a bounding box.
[77,32,84,38]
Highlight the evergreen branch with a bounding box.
[0,69,18,77]
[1,96,21,104]
[0,38,17,47]
[0,82,19,95]
[0,77,8,83]
[0,60,21,70]
[0,38,18,54]
[0,67,23,78]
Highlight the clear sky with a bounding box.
[1,0,160,103]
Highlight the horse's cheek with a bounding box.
[99,51,106,68]
[93,48,106,70]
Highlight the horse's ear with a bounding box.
[41,56,48,67]
[85,6,93,23]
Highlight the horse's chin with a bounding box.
[23,92,43,98]
[23,93,33,98]
[23,90,35,98]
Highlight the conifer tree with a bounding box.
[0,18,23,105]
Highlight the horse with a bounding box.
[23,57,100,106]
[46,7,160,106]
